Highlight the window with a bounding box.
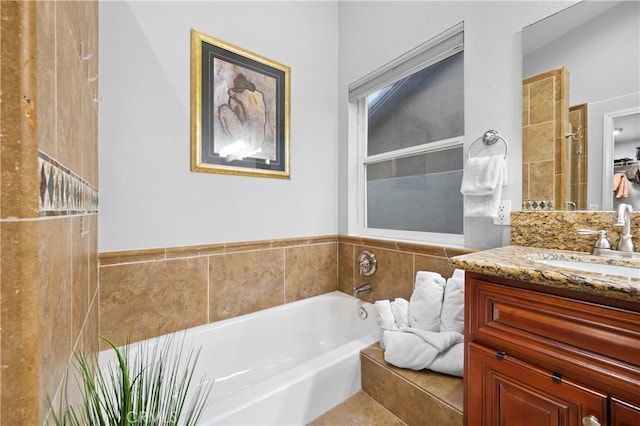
[349,23,465,245]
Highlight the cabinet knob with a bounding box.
[582,415,601,426]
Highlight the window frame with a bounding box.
[348,23,465,246]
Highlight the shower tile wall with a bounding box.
[99,236,473,347]
[522,66,569,211]
[0,1,99,423]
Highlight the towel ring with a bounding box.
[468,130,509,159]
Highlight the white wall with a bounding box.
[337,1,574,249]
[99,1,339,251]
[100,1,578,252]
[524,1,640,107]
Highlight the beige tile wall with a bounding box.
[0,1,99,423]
[99,235,474,347]
[522,66,569,211]
[337,236,473,303]
[99,236,339,347]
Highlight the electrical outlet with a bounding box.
[493,200,511,225]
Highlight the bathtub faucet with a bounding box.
[353,283,372,297]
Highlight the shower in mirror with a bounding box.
[522,0,639,211]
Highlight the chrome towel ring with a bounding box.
[468,130,509,159]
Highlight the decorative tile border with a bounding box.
[522,199,554,211]
[38,151,98,216]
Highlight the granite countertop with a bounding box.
[449,245,640,304]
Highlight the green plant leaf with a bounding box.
[47,333,213,426]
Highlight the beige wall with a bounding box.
[99,235,473,347]
[0,1,99,423]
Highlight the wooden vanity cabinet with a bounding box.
[464,272,640,426]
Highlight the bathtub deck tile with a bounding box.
[360,343,463,426]
[307,391,406,426]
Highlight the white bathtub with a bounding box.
[99,291,378,425]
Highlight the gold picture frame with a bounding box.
[190,29,290,178]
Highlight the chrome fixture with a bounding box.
[564,126,582,141]
[577,229,612,253]
[358,250,377,276]
[467,130,509,159]
[358,306,369,320]
[614,203,635,252]
[578,204,640,259]
[353,283,372,298]
[582,414,602,426]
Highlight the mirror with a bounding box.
[522,0,640,211]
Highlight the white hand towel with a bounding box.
[391,298,410,328]
[408,271,446,332]
[440,272,465,333]
[461,155,508,218]
[460,155,507,195]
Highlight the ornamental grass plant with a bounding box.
[49,335,213,426]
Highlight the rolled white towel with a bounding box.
[440,271,465,333]
[375,300,398,349]
[429,342,464,377]
[451,268,465,280]
[375,300,398,329]
[408,271,446,331]
[382,328,463,376]
[391,298,410,328]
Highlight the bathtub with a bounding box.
[99,291,378,425]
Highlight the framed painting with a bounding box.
[190,29,290,178]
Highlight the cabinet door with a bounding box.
[468,343,608,426]
[611,397,640,426]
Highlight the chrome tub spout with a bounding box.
[353,283,372,297]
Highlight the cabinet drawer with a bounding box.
[468,278,640,366]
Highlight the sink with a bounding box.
[535,259,640,279]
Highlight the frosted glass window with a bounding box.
[364,52,464,236]
[350,23,464,240]
[366,149,464,234]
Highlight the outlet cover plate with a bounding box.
[493,200,511,225]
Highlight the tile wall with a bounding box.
[0,1,99,423]
[522,66,569,211]
[99,235,474,347]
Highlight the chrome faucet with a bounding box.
[353,283,372,297]
[578,203,639,259]
[614,203,635,252]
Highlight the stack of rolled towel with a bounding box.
[374,269,465,377]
